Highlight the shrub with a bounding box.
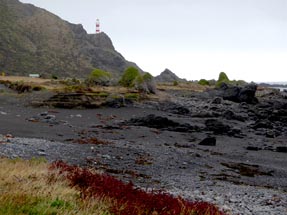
[8,81,32,93]
[32,85,45,91]
[173,80,179,86]
[60,78,82,86]
[198,79,210,86]
[86,69,112,86]
[124,93,140,100]
[216,72,230,87]
[50,161,227,215]
[119,67,140,88]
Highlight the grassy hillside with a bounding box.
[0,0,138,78]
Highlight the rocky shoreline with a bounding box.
[0,84,287,215]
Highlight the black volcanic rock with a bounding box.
[198,137,216,146]
[205,119,231,135]
[218,83,258,104]
[155,69,186,83]
[0,0,140,78]
[124,114,196,132]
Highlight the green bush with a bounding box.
[86,69,111,86]
[173,80,179,86]
[119,67,140,88]
[216,71,230,87]
[198,79,210,86]
[124,93,140,100]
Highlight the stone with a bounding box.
[159,102,190,115]
[276,147,287,153]
[205,119,231,135]
[246,146,261,151]
[252,120,273,129]
[211,97,222,104]
[223,110,246,122]
[219,83,258,104]
[125,114,195,132]
[198,137,216,146]
[238,84,258,104]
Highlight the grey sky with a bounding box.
[20,0,287,82]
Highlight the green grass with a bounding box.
[0,158,112,215]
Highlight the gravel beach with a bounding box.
[1,88,287,215]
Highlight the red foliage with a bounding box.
[50,161,227,215]
[73,137,112,145]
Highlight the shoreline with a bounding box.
[1,86,287,215]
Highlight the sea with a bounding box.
[258,82,287,92]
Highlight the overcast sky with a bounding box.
[20,0,287,82]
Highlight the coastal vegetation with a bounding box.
[0,158,226,215]
[86,69,112,86]
[119,66,140,88]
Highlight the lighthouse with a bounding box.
[96,19,100,34]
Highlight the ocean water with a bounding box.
[257,82,287,92]
[271,87,287,92]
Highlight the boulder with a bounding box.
[219,83,258,104]
[238,84,258,104]
[276,146,287,153]
[211,97,222,104]
[205,119,231,135]
[198,137,216,146]
[125,114,196,132]
[223,110,246,122]
[159,102,190,115]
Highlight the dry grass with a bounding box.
[157,82,211,92]
[0,158,112,215]
[0,76,64,90]
[0,76,50,84]
[0,158,226,215]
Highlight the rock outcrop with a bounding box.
[0,0,140,78]
[155,69,186,83]
[218,83,258,104]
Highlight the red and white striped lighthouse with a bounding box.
[96,19,100,34]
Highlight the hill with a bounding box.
[155,68,186,83]
[0,0,139,78]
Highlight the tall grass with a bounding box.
[0,158,111,215]
[0,158,227,215]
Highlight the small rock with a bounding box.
[198,137,216,146]
[38,151,47,156]
[246,146,261,151]
[211,97,222,104]
[39,112,48,116]
[276,146,287,153]
[44,115,56,120]
[102,154,111,159]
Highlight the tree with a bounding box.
[119,67,140,88]
[86,69,111,86]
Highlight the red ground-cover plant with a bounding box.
[73,137,112,145]
[50,161,227,215]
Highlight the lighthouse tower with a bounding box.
[96,19,100,34]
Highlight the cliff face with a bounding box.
[0,0,139,78]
